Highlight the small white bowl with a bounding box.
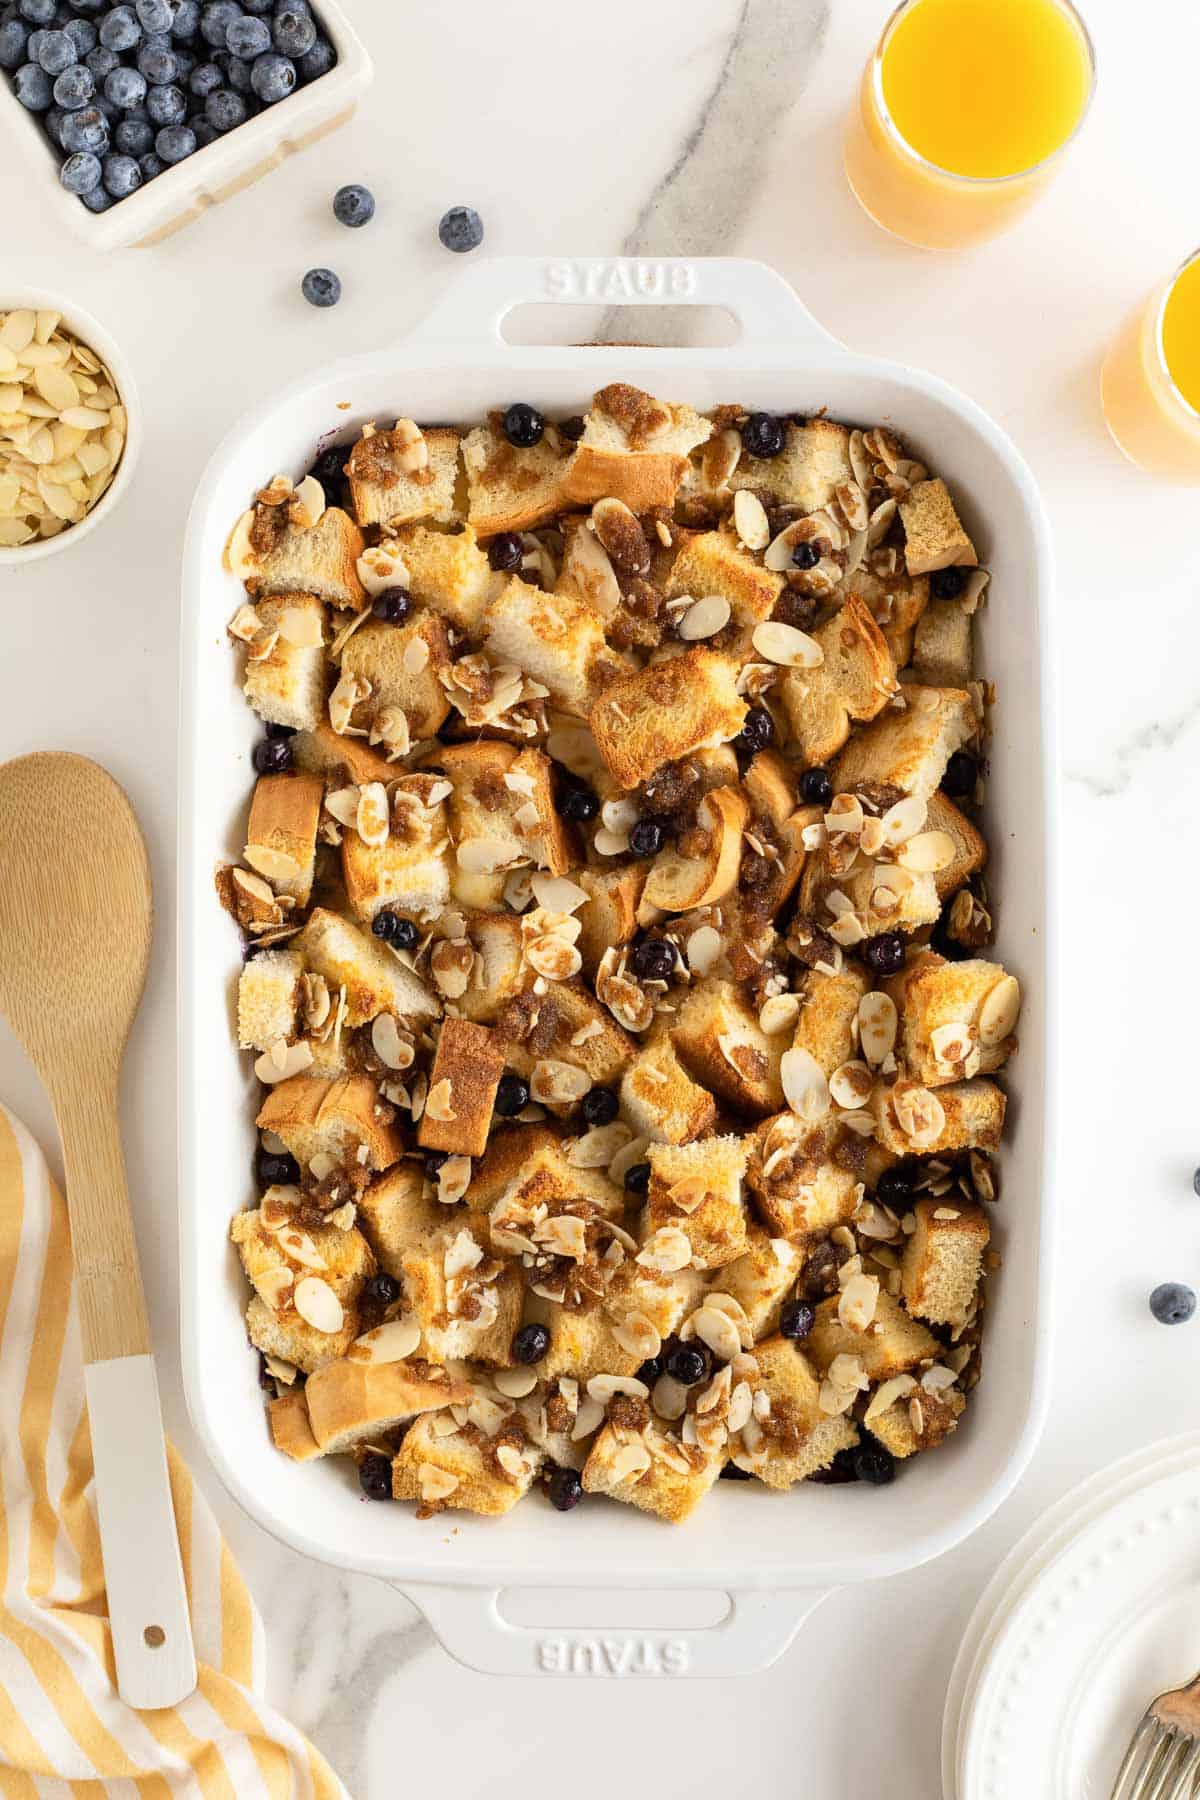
[0,287,141,567]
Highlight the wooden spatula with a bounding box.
[0,752,196,1710]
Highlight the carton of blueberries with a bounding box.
[0,0,371,248]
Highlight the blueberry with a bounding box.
[138,149,163,177]
[145,79,184,121]
[371,909,418,951]
[875,1165,915,1207]
[581,1086,618,1126]
[13,58,51,105]
[623,1161,651,1196]
[558,414,586,442]
[807,1447,860,1485]
[80,182,113,209]
[170,0,201,33]
[52,58,90,102]
[223,9,264,53]
[59,147,100,188]
[187,54,217,90]
[93,93,120,123]
[301,266,339,308]
[424,1151,448,1178]
[43,103,65,141]
[198,0,238,45]
[779,1298,815,1341]
[295,31,331,78]
[98,4,140,50]
[792,540,820,571]
[331,180,374,228]
[502,401,543,448]
[105,61,144,103]
[629,937,676,982]
[637,1356,663,1384]
[264,722,295,740]
[252,735,292,774]
[361,1271,401,1311]
[59,101,106,146]
[494,1073,530,1118]
[17,0,54,23]
[136,0,172,25]
[0,19,29,65]
[35,26,74,71]
[371,586,410,623]
[64,17,97,53]
[547,1466,583,1512]
[941,750,977,800]
[270,0,311,55]
[737,706,774,754]
[204,83,243,127]
[250,46,292,100]
[1194,1167,1200,1198]
[257,1147,299,1185]
[438,204,484,254]
[224,48,249,87]
[512,1323,551,1365]
[358,1452,393,1501]
[307,442,346,500]
[930,567,966,601]
[101,148,140,193]
[557,786,598,823]
[114,112,151,150]
[741,411,786,459]
[854,1440,896,1485]
[137,38,176,79]
[863,932,905,977]
[799,766,832,807]
[629,818,664,858]
[240,0,271,9]
[84,41,116,77]
[720,1462,753,1481]
[190,114,216,143]
[665,1344,708,1386]
[486,530,523,572]
[1150,1282,1196,1325]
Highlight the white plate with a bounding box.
[955,1445,1200,1799]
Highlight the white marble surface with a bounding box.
[4,0,1200,1793]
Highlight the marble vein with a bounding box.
[1065,691,1200,798]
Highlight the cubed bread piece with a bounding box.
[605,1263,708,1340]
[740,755,812,914]
[643,785,747,914]
[501,979,636,1089]
[901,1197,990,1327]
[833,685,975,802]
[719,1227,803,1339]
[483,575,611,718]
[728,417,853,513]
[345,425,461,531]
[244,771,324,907]
[430,738,575,880]
[806,1290,938,1381]
[779,594,897,768]
[340,771,451,925]
[504,747,578,875]
[246,1293,357,1378]
[620,1025,718,1145]
[290,717,396,787]
[241,592,329,732]
[645,1135,749,1271]
[729,1335,857,1486]
[912,596,973,687]
[590,648,747,790]
[925,791,986,899]
[452,910,527,1025]
[792,962,871,1078]
[899,478,977,576]
[581,1419,724,1522]
[840,563,930,647]
[561,383,711,512]
[798,839,943,942]
[865,1381,966,1457]
[527,1300,644,1385]
[255,1074,404,1175]
[392,1410,541,1515]
[417,1018,505,1158]
[394,522,503,634]
[250,504,365,610]
[295,907,439,1027]
[237,948,303,1052]
[355,1164,444,1278]
[232,1204,375,1373]
[575,864,646,975]
[671,978,783,1117]
[870,1077,1005,1158]
[745,1115,863,1239]
[664,528,784,653]
[462,421,573,535]
[268,1388,321,1461]
[465,1126,624,1233]
[304,1356,471,1455]
[402,1223,523,1365]
[339,612,452,742]
[894,955,1020,1086]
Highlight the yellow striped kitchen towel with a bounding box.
[0,1103,351,1798]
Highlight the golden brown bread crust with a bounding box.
[417,1018,505,1158]
[245,771,324,907]
[255,1073,404,1171]
[589,648,747,790]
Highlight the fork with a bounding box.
[1111,1675,1200,1799]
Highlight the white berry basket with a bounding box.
[179,257,1059,1679]
[0,0,372,253]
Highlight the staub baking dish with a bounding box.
[178,256,1058,1679]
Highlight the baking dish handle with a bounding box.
[404,256,841,353]
[401,1582,831,1678]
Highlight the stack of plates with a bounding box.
[944,1433,1200,1799]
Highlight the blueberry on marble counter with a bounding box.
[301,266,339,308]
[59,145,100,188]
[332,180,373,227]
[438,204,483,253]
[1150,1282,1196,1325]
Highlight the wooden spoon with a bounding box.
[0,752,196,1710]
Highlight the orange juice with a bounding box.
[844,0,1095,250]
[1102,253,1200,483]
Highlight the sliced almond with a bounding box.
[353,1315,421,1363]
[371,1012,414,1071]
[677,594,732,641]
[752,621,824,668]
[896,830,956,873]
[690,1306,741,1363]
[293,1276,344,1334]
[355,781,390,848]
[780,1046,830,1123]
[830,1060,873,1109]
[253,1040,314,1084]
[733,489,770,551]
[586,1373,650,1403]
[979,974,1020,1046]
[254,1264,295,1311]
[759,993,801,1036]
[857,991,897,1068]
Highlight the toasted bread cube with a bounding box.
[729,1335,857,1486]
[451,910,527,1025]
[870,1077,1005,1158]
[901,1197,990,1327]
[842,563,930,646]
[268,1387,321,1461]
[728,417,853,513]
[664,528,784,652]
[894,955,1019,1086]
[431,739,575,880]
[345,425,460,531]
[340,771,451,925]
[582,1420,724,1521]
[418,1019,505,1158]
[590,648,747,790]
[529,1302,644,1385]
[505,747,578,875]
[339,612,452,742]
[866,1382,966,1458]
[251,505,365,610]
[793,962,871,1078]
[462,422,573,535]
[233,1204,375,1373]
[912,596,973,687]
[237,948,303,1052]
[295,907,438,1027]
[900,478,977,576]
[720,1227,803,1339]
[401,1223,523,1365]
[392,522,502,634]
[606,1263,708,1340]
[807,1289,938,1381]
[925,791,986,899]
[304,1356,471,1456]
[780,594,898,767]
[506,979,636,1089]
[833,685,975,802]
[645,1135,749,1271]
[465,1125,625,1232]
[562,384,711,512]
[671,978,783,1118]
[620,1025,718,1145]
[392,1411,541,1514]
[256,1074,404,1174]
[798,839,943,941]
[355,1164,444,1278]
[290,717,396,787]
[745,1115,863,1239]
[576,864,646,975]
[244,770,323,907]
[484,575,610,718]
[242,592,329,732]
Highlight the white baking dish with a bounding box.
[178,256,1058,1679]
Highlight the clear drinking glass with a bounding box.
[1101,251,1200,483]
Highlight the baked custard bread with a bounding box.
[221,390,1016,1522]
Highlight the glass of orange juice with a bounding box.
[1101,253,1200,483]
[844,0,1096,251]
